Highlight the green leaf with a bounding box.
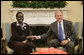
[12,1,67,8]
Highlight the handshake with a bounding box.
[26,35,40,40]
[22,36,40,43]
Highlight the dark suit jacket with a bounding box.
[8,22,31,48]
[40,19,76,42]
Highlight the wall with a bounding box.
[1,1,13,23]
[66,1,83,22]
[1,1,83,25]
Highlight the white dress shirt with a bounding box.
[57,20,65,39]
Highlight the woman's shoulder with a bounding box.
[24,22,30,26]
[11,22,16,24]
[11,22,17,26]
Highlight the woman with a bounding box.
[8,12,36,54]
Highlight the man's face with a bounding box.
[55,11,63,23]
[16,13,24,23]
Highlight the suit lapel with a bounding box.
[63,20,67,38]
[54,21,59,38]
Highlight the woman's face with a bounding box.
[16,13,24,23]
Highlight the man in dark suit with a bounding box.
[32,10,76,54]
[8,12,36,54]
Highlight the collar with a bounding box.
[16,21,26,27]
[57,20,63,24]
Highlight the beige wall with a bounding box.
[1,1,83,25]
[1,1,13,24]
[67,1,83,22]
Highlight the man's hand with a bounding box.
[61,40,69,45]
[32,36,40,40]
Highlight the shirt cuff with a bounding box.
[38,36,41,39]
[68,38,71,41]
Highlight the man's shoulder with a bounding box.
[50,21,57,26]
[63,20,73,27]
[63,19,72,24]
[63,20,72,25]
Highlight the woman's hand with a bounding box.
[26,36,36,40]
[22,39,28,43]
[26,36,33,39]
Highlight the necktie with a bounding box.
[59,23,64,41]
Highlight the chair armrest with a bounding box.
[1,37,6,41]
[79,36,83,41]
[6,46,14,54]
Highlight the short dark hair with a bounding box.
[16,12,23,18]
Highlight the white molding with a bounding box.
[10,8,68,25]
[10,8,68,11]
